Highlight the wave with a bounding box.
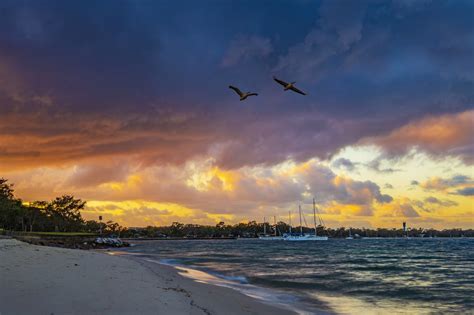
[141,257,315,315]
[118,238,474,313]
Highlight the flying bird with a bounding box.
[229,85,258,101]
[273,76,306,95]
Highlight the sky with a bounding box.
[0,0,473,229]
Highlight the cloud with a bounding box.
[453,187,474,196]
[365,158,401,174]
[0,1,472,173]
[0,110,216,171]
[65,162,131,188]
[333,155,402,174]
[275,0,367,78]
[380,200,421,218]
[331,158,357,171]
[364,111,474,164]
[177,159,394,214]
[424,196,458,207]
[210,115,385,169]
[419,174,474,198]
[6,158,392,220]
[421,175,472,191]
[0,1,472,228]
[221,35,273,67]
[397,204,420,218]
[275,0,473,119]
[82,200,227,227]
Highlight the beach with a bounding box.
[0,239,291,315]
[118,238,474,314]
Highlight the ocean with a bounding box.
[120,238,474,314]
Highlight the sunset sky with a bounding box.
[1,0,473,228]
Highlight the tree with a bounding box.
[0,178,25,231]
[47,195,86,232]
[24,201,48,232]
[170,222,185,236]
[0,178,14,200]
[105,221,120,234]
[84,220,102,233]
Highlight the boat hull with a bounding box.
[258,236,284,240]
[284,235,328,241]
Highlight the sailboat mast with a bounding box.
[313,198,317,237]
[274,215,277,236]
[289,211,292,234]
[263,216,266,235]
[299,205,303,235]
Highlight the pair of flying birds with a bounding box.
[229,76,306,101]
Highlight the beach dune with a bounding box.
[0,239,290,315]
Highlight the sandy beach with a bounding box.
[0,239,292,315]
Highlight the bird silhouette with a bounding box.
[229,85,258,101]
[273,76,306,95]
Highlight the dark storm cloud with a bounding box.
[453,187,474,196]
[1,0,473,170]
[0,0,162,111]
[276,0,474,118]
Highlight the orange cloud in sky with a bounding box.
[419,175,473,195]
[364,110,474,163]
[3,156,472,228]
[2,109,473,228]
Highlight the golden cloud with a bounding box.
[363,110,474,163]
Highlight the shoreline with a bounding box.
[117,253,317,315]
[123,255,308,315]
[0,239,295,315]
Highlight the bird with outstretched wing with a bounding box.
[229,85,258,101]
[289,85,306,95]
[273,76,289,87]
[229,85,244,97]
[273,76,307,95]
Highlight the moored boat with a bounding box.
[283,199,328,241]
[258,216,284,240]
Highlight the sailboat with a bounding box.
[346,228,354,239]
[284,198,328,241]
[258,216,283,240]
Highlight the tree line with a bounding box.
[123,221,474,238]
[0,178,121,235]
[1,177,472,238]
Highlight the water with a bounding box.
[120,238,474,314]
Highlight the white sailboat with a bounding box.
[284,198,328,241]
[346,228,354,239]
[258,216,283,240]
